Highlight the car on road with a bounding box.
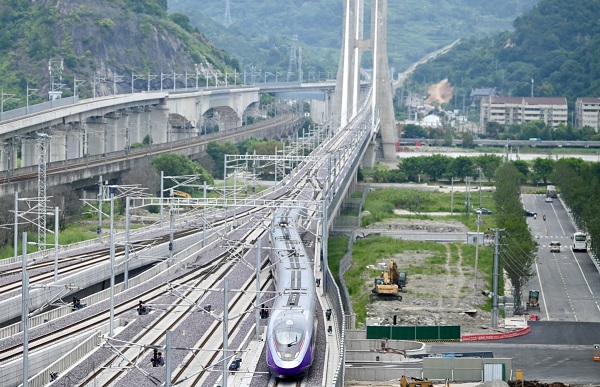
[525,210,537,217]
[545,197,553,203]
[550,241,561,253]
[475,208,493,215]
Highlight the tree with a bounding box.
[207,141,239,178]
[485,122,503,139]
[511,160,530,182]
[461,131,474,148]
[443,129,453,147]
[422,154,450,181]
[448,156,475,181]
[398,157,425,182]
[247,140,284,155]
[401,124,427,138]
[494,163,536,311]
[237,137,261,155]
[150,153,214,192]
[474,154,502,181]
[532,157,555,185]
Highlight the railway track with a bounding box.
[0,113,301,186]
[78,223,270,386]
[0,225,201,296]
[272,378,304,387]
[10,100,369,386]
[0,211,272,366]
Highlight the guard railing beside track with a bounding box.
[0,224,228,340]
[24,330,103,387]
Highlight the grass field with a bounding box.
[328,236,496,324]
[361,187,498,230]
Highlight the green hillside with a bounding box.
[412,0,600,107]
[169,0,539,77]
[0,0,236,109]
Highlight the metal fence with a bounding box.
[0,226,227,340]
[25,330,102,387]
[0,96,79,123]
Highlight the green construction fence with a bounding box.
[366,325,461,341]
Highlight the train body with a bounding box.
[266,207,317,378]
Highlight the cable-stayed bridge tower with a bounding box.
[333,0,396,164]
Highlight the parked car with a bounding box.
[545,197,553,203]
[525,210,537,217]
[550,241,561,253]
[475,208,493,215]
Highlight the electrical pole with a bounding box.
[478,167,482,209]
[465,176,471,215]
[109,195,115,337]
[22,232,29,387]
[491,228,503,328]
[450,177,454,216]
[37,133,49,250]
[474,213,482,290]
[222,277,229,387]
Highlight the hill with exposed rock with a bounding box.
[0,0,237,107]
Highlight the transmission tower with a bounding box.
[287,35,298,82]
[37,133,50,248]
[516,0,523,16]
[223,0,232,28]
[48,59,66,100]
[297,46,303,82]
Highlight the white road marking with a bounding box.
[533,258,551,321]
[551,202,567,236]
[570,248,600,314]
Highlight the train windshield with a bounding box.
[273,319,305,360]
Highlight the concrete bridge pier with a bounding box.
[310,91,333,124]
[362,140,378,168]
[21,137,38,167]
[107,114,126,154]
[152,106,169,145]
[66,124,84,160]
[49,126,67,162]
[136,110,157,147]
[86,117,108,157]
[129,110,145,146]
[0,138,17,172]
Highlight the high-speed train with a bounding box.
[266,207,317,378]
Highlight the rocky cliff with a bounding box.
[0,0,237,104]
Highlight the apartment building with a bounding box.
[480,96,568,128]
[575,97,600,130]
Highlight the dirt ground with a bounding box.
[425,79,454,105]
[359,217,510,336]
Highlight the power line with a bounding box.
[223,0,232,28]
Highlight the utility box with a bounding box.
[466,232,485,245]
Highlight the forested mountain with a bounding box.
[0,0,237,108]
[413,0,600,107]
[168,0,539,79]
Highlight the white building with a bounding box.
[575,97,600,130]
[480,96,568,128]
[420,114,442,127]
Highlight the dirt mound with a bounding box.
[425,79,454,105]
[365,218,468,233]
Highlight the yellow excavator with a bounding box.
[400,375,434,387]
[370,260,404,301]
[172,190,191,198]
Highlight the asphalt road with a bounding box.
[523,194,600,322]
[432,194,600,384]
